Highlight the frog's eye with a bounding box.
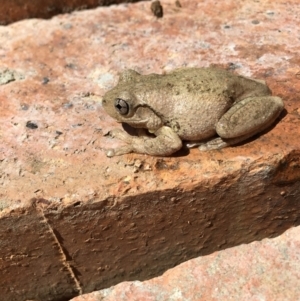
[114,98,129,115]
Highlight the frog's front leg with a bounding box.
[106,126,182,157]
[196,95,284,151]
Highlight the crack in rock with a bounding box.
[37,208,83,295]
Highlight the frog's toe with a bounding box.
[106,145,134,157]
[106,149,116,157]
[198,138,228,151]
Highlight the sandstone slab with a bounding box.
[0,0,299,300]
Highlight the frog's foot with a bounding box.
[105,129,134,157]
[186,138,229,151]
[106,126,182,157]
[197,138,229,151]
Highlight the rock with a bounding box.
[0,0,299,300]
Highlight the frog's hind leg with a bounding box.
[196,95,284,151]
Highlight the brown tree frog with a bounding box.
[102,67,284,157]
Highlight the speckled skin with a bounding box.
[102,67,284,157]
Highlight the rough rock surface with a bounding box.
[70,225,300,301]
[0,0,299,301]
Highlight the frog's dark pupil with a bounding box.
[114,98,129,115]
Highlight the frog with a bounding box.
[102,67,284,157]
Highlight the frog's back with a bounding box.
[132,67,239,119]
[157,67,270,102]
[164,67,237,93]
